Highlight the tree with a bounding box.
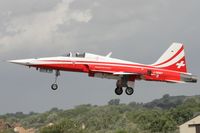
[40,119,85,133]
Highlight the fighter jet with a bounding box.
[9,43,197,95]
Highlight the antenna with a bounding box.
[106,52,112,57]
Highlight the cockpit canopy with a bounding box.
[64,52,107,59]
[64,52,86,58]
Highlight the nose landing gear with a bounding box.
[51,70,60,90]
[51,83,58,90]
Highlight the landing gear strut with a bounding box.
[115,77,135,95]
[51,70,60,90]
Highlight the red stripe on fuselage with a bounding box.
[35,59,186,74]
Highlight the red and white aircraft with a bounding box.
[9,43,197,95]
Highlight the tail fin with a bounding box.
[152,43,187,73]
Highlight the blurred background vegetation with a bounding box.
[1,94,200,133]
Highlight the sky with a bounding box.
[0,0,199,114]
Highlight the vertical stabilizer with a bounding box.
[152,43,187,73]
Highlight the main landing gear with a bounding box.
[51,70,60,90]
[115,78,135,95]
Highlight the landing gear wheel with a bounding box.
[51,83,58,90]
[51,70,60,91]
[115,87,123,95]
[125,87,134,95]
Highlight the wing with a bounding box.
[88,69,141,79]
[86,64,142,80]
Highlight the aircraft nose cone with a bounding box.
[8,59,33,66]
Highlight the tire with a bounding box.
[125,87,134,95]
[51,83,58,90]
[115,87,123,95]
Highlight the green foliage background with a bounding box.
[1,94,200,133]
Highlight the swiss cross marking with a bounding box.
[176,61,185,69]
